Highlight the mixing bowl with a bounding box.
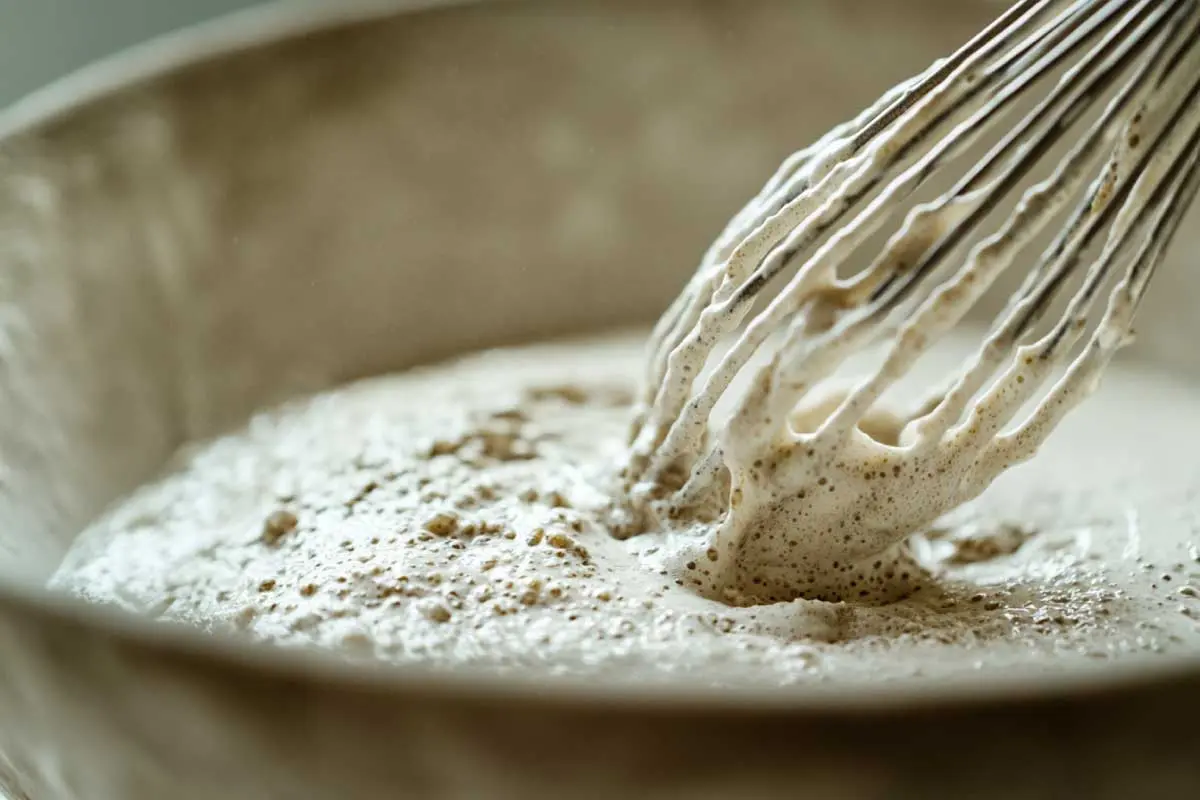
[0,1,1198,797]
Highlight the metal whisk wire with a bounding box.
[622,0,1200,580]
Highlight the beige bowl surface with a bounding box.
[1,1,1198,797]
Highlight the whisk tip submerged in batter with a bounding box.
[621,0,1200,604]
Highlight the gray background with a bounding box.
[0,0,266,107]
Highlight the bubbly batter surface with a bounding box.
[50,332,1200,685]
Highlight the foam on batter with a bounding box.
[48,333,1200,685]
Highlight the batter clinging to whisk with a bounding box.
[621,0,1200,604]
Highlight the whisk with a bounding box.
[621,0,1200,604]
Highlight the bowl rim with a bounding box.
[1,0,1197,715]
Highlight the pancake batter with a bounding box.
[49,331,1200,685]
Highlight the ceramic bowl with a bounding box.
[1,2,1197,798]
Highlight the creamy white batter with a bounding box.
[49,331,1200,685]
